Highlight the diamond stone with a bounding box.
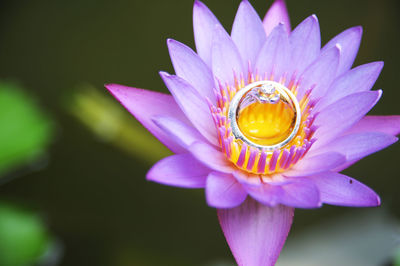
[260,84,275,95]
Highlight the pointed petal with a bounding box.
[167,39,216,102]
[206,172,247,208]
[322,26,362,75]
[212,24,245,86]
[147,153,209,188]
[311,132,397,162]
[255,23,290,81]
[307,172,380,207]
[346,115,400,136]
[244,178,321,208]
[218,198,294,266]
[105,84,188,153]
[312,90,382,149]
[189,141,234,173]
[160,72,218,145]
[263,0,291,35]
[231,0,267,65]
[317,61,384,110]
[298,45,340,99]
[152,115,206,149]
[285,152,346,177]
[193,0,222,66]
[288,15,320,76]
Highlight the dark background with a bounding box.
[0,0,398,265]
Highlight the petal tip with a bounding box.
[145,167,156,182]
[355,25,363,35]
[376,194,381,206]
[193,0,202,7]
[104,83,112,90]
[311,14,318,22]
[159,71,171,79]
[166,38,175,45]
[377,89,383,99]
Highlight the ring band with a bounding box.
[228,81,301,152]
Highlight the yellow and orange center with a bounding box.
[209,74,316,176]
[238,99,296,146]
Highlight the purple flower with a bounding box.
[106,0,400,265]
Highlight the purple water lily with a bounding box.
[106,0,400,265]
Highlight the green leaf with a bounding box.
[0,82,53,176]
[0,202,51,266]
[67,85,171,163]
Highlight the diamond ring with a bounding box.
[228,81,301,152]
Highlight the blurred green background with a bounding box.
[0,0,399,265]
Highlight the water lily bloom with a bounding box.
[106,0,400,265]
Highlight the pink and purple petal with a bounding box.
[312,90,382,149]
[298,45,340,99]
[105,84,188,154]
[262,0,291,35]
[167,39,216,103]
[193,0,222,66]
[346,115,400,136]
[152,115,207,149]
[147,153,209,188]
[218,198,294,266]
[322,26,362,76]
[306,172,380,207]
[311,132,397,162]
[244,178,321,208]
[189,141,234,174]
[288,15,320,76]
[212,24,245,86]
[317,61,384,110]
[159,72,218,145]
[285,152,346,177]
[231,0,267,66]
[255,23,290,81]
[206,172,247,208]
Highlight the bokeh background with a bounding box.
[0,0,399,265]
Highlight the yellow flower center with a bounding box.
[209,74,316,176]
[237,100,295,146]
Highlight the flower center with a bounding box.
[237,99,295,146]
[208,74,317,176]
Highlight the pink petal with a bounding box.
[288,15,320,76]
[312,90,382,150]
[147,153,209,188]
[189,141,234,174]
[311,132,397,162]
[231,0,267,66]
[255,23,290,81]
[193,0,222,66]
[167,39,216,103]
[346,115,400,136]
[206,172,247,208]
[307,172,380,207]
[322,26,362,76]
[262,0,291,35]
[317,61,384,110]
[244,178,321,208]
[285,152,346,177]
[105,84,188,154]
[212,24,245,86]
[160,72,218,145]
[218,198,294,266]
[152,115,207,149]
[232,170,262,186]
[298,45,340,99]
